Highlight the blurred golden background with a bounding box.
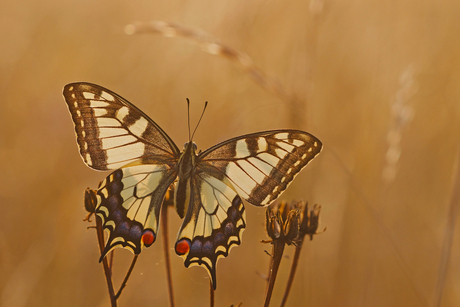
[1,0,459,306]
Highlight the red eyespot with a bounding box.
[142,230,155,247]
[175,239,190,255]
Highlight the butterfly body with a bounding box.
[63,82,322,289]
[174,141,197,219]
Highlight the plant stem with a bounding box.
[161,206,176,307]
[280,244,303,307]
[108,249,114,272]
[115,255,138,299]
[209,280,215,307]
[266,248,274,285]
[264,240,285,307]
[95,215,117,307]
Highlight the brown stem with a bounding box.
[209,280,215,307]
[279,244,303,307]
[108,249,114,272]
[95,215,117,307]
[266,249,274,284]
[264,240,285,307]
[115,255,139,299]
[161,206,176,307]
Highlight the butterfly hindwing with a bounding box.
[95,164,177,259]
[63,82,180,170]
[175,173,246,289]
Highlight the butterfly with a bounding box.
[63,82,322,289]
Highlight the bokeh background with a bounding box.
[1,1,459,306]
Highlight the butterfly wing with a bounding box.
[63,82,180,170]
[175,172,246,289]
[95,165,177,258]
[199,130,322,206]
[175,130,321,289]
[63,83,180,257]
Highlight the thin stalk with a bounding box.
[95,215,117,307]
[108,249,114,272]
[161,206,176,307]
[264,240,285,307]
[209,280,215,307]
[279,245,303,307]
[115,255,139,299]
[266,248,274,285]
[434,146,460,306]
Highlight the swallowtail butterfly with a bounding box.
[63,82,322,289]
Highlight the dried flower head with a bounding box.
[265,201,301,246]
[299,202,325,242]
[83,188,98,222]
[265,201,325,246]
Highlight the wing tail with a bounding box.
[174,174,246,289]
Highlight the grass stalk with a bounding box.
[115,255,139,299]
[161,205,176,307]
[434,146,460,306]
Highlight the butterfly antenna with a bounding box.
[191,101,208,140]
[187,98,191,141]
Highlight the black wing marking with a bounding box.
[63,82,180,170]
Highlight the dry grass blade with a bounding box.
[433,145,460,306]
[125,21,292,103]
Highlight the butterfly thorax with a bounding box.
[174,141,198,219]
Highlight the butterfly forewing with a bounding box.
[63,83,180,170]
[198,130,322,206]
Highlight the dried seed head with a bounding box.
[265,201,301,245]
[83,188,98,222]
[299,203,324,241]
[283,208,301,244]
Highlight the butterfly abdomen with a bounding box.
[174,176,191,219]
